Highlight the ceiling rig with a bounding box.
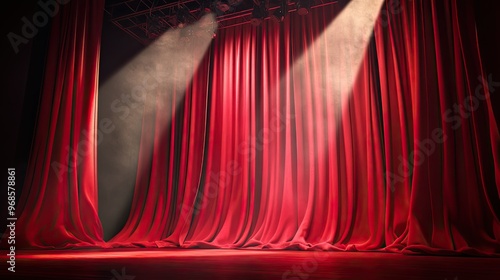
[105,0,338,44]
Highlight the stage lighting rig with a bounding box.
[251,0,268,26]
[271,0,287,23]
[296,0,311,16]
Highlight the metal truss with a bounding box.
[105,0,338,45]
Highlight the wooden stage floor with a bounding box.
[1,249,499,279]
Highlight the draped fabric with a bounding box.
[109,48,213,245]
[5,0,106,248]
[110,0,500,255]
[9,0,499,256]
[374,0,499,255]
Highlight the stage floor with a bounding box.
[1,249,499,279]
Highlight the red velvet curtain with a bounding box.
[8,0,106,248]
[374,0,499,255]
[9,0,499,255]
[109,49,213,246]
[110,0,499,255]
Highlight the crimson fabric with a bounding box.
[10,0,499,255]
[7,0,106,248]
[373,0,499,255]
[109,50,213,245]
[110,0,499,255]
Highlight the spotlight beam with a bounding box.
[99,14,217,241]
[294,0,385,99]
[293,0,385,239]
[261,0,385,242]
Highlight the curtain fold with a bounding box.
[6,0,106,248]
[109,50,212,246]
[377,0,500,255]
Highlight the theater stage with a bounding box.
[2,249,499,279]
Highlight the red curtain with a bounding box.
[9,0,499,255]
[7,0,106,248]
[109,47,213,246]
[110,0,499,255]
[373,0,500,255]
